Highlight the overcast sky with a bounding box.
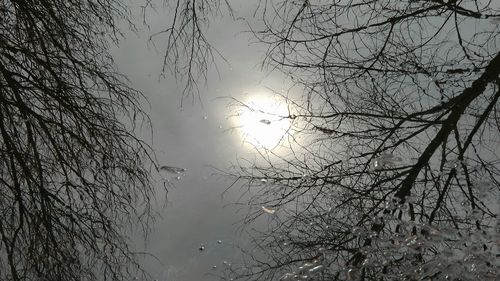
[110,1,286,280]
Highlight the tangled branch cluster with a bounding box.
[1,1,158,280]
[220,1,500,280]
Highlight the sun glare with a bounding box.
[238,95,290,149]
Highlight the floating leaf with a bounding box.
[159,165,186,174]
[259,119,271,125]
[261,206,276,214]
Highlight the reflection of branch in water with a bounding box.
[314,125,335,134]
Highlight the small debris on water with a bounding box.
[262,206,276,214]
[309,265,324,274]
[159,165,186,174]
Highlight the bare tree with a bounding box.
[218,0,500,280]
[1,1,160,280]
[148,0,234,105]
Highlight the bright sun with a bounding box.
[238,95,290,149]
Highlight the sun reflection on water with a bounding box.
[237,95,290,149]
